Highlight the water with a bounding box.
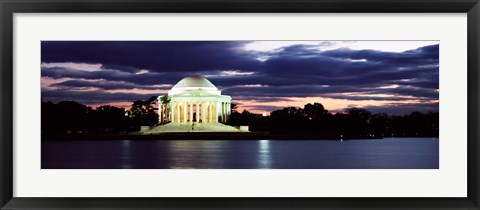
[41,138,438,169]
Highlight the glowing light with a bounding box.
[135,69,150,74]
[221,70,254,76]
[233,84,267,88]
[258,140,271,168]
[377,84,400,89]
[204,70,255,78]
[121,140,132,169]
[256,56,270,62]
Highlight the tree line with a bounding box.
[41,97,159,136]
[228,102,438,138]
[42,98,438,139]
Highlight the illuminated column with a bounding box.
[224,102,227,123]
[218,102,223,122]
[204,102,208,123]
[202,102,207,123]
[209,102,212,123]
[219,102,222,123]
[172,102,175,123]
[218,102,222,123]
[182,101,186,123]
[176,102,180,123]
[222,102,226,123]
[171,102,174,123]
[196,102,199,122]
[205,102,208,123]
[169,102,172,122]
[159,103,162,124]
[199,102,202,123]
[189,103,193,122]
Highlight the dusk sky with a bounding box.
[41,41,439,115]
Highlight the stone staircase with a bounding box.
[142,122,246,134]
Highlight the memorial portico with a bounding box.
[157,76,232,124]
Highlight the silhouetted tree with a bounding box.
[129,96,159,128]
[230,103,239,113]
[41,99,439,139]
[388,111,439,137]
[302,103,333,134]
[303,103,328,120]
[269,107,309,133]
[341,108,372,137]
[89,105,130,133]
[370,113,390,137]
[41,100,90,135]
[228,109,263,130]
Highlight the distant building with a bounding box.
[157,76,232,124]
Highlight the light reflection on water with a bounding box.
[258,140,272,168]
[167,140,227,169]
[121,140,132,169]
[42,138,439,169]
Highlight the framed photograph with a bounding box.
[1,0,479,209]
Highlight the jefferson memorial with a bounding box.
[159,76,232,124]
[144,76,247,133]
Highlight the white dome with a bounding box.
[169,76,221,96]
[172,76,216,89]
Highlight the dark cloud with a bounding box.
[51,80,171,91]
[42,89,160,105]
[41,66,187,86]
[321,44,439,66]
[101,64,141,73]
[369,87,438,99]
[41,41,439,114]
[41,41,260,73]
[223,85,353,97]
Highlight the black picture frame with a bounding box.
[1,0,479,209]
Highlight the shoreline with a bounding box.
[41,132,437,141]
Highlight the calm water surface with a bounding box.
[42,138,438,169]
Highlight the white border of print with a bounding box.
[13,13,466,197]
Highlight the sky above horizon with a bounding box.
[41,41,439,115]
